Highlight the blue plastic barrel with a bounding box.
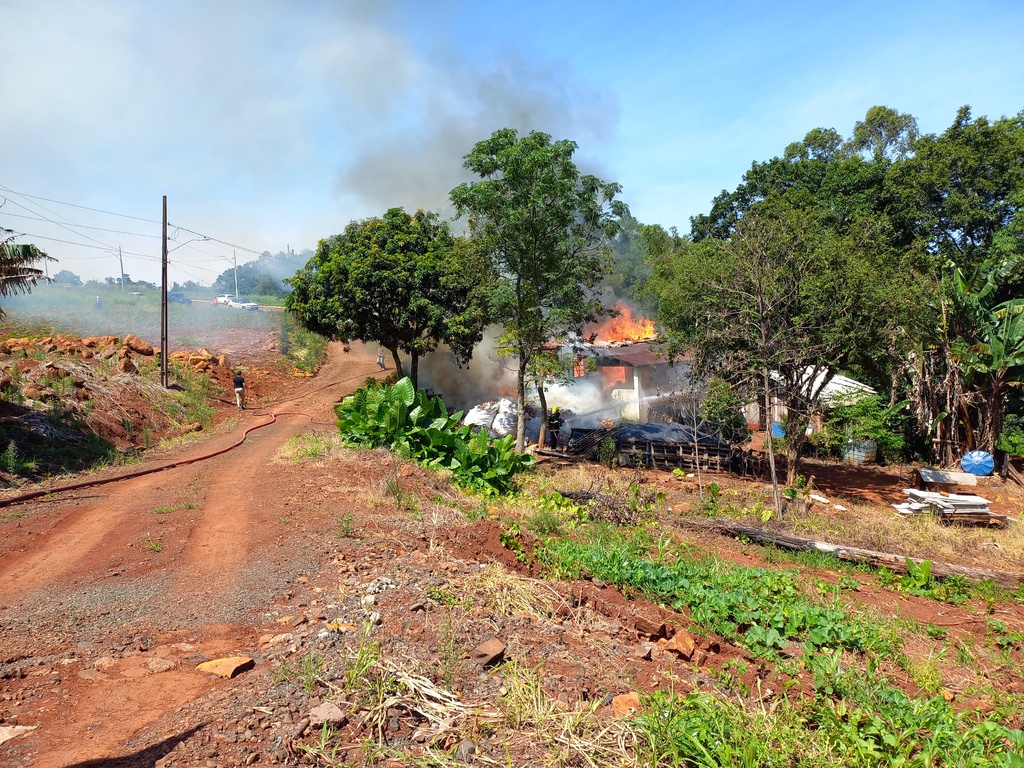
[961,450,995,476]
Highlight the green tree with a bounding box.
[888,106,1024,459]
[844,105,919,161]
[0,228,53,317]
[286,208,491,389]
[656,200,919,507]
[52,269,82,286]
[450,128,627,451]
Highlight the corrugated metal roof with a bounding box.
[592,342,664,366]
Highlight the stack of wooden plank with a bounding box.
[893,489,1007,525]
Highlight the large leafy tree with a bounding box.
[655,206,910,504]
[888,106,1024,457]
[286,208,491,389]
[0,228,53,317]
[450,128,627,451]
[655,114,928,497]
[52,269,82,286]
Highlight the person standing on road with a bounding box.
[376,350,386,370]
[233,370,246,410]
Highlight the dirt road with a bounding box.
[0,342,381,767]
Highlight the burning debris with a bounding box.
[585,301,657,346]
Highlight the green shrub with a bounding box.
[822,394,909,464]
[998,412,1024,457]
[335,377,534,495]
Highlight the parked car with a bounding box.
[215,294,234,305]
[228,296,259,311]
[168,292,192,305]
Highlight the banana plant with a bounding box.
[947,255,1024,452]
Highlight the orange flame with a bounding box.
[589,302,656,343]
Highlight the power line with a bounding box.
[1,184,282,273]
[167,224,263,256]
[0,185,161,224]
[0,210,160,239]
[1,192,130,254]
[11,232,156,260]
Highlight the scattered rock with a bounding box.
[634,616,667,640]
[0,725,37,747]
[117,357,139,375]
[196,656,256,679]
[124,334,154,355]
[611,692,641,718]
[456,738,476,761]
[659,630,696,660]
[469,637,505,668]
[147,657,177,673]
[308,701,347,727]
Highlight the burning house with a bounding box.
[422,303,738,471]
[545,304,735,471]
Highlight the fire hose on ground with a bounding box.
[0,367,386,509]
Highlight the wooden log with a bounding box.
[1007,462,1024,488]
[678,517,1024,589]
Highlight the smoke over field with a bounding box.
[1,285,281,358]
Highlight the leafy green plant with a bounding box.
[425,585,468,607]
[336,377,535,494]
[888,559,973,604]
[499,525,529,564]
[596,435,618,467]
[145,533,162,552]
[278,312,328,373]
[633,690,768,767]
[346,622,382,695]
[298,651,325,693]
[297,723,344,765]
[334,512,355,538]
[822,393,909,464]
[997,412,1024,456]
[537,527,897,659]
[0,440,37,476]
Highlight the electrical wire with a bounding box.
[0,210,161,239]
[1,184,290,285]
[0,185,161,223]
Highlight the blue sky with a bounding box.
[1,0,1021,286]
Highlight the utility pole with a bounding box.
[233,250,238,297]
[118,247,125,292]
[161,196,169,388]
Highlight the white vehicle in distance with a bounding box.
[228,296,259,311]
[215,294,234,305]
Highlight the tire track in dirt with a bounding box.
[0,342,382,768]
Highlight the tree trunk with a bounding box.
[390,348,403,379]
[410,352,419,391]
[515,350,528,453]
[763,371,782,518]
[783,413,811,486]
[978,372,1008,455]
[537,382,549,450]
[682,517,1024,588]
